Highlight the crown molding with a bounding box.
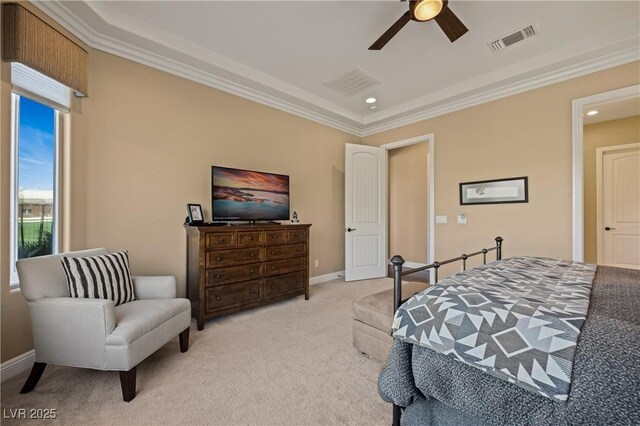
[32,1,365,136]
[361,43,640,136]
[33,1,639,139]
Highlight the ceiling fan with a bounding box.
[369,0,468,50]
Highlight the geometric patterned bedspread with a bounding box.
[392,257,597,401]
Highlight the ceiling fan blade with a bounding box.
[369,11,411,50]
[434,6,468,42]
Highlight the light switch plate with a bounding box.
[436,215,448,224]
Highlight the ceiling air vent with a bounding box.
[323,67,381,97]
[489,24,537,53]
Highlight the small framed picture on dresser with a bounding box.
[187,203,204,224]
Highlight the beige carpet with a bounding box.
[1,278,393,425]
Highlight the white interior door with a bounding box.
[599,144,640,269]
[345,143,386,281]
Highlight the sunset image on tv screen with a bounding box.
[212,167,290,221]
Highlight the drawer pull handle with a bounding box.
[249,237,253,240]
[250,253,256,257]
[250,289,256,294]
[271,266,275,270]
[271,251,276,255]
[296,248,302,252]
[271,285,276,289]
[218,238,224,242]
[250,269,255,273]
[215,296,221,301]
[216,256,222,261]
[215,274,222,279]
[272,235,277,239]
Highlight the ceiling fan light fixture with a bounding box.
[369,0,465,50]
[411,0,445,22]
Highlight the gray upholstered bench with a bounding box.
[352,281,429,363]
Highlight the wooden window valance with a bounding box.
[2,3,88,96]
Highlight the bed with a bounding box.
[378,238,640,426]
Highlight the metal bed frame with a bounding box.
[388,236,504,426]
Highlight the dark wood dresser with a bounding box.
[185,223,311,330]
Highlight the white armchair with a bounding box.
[16,248,191,402]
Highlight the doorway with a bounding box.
[572,84,640,264]
[344,134,434,281]
[596,144,640,268]
[383,137,433,268]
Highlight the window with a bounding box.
[9,64,68,287]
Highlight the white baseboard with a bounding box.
[310,265,428,285]
[388,260,430,270]
[1,349,35,383]
[403,262,429,269]
[310,271,344,285]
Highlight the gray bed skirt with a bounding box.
[379,265,640,426]
[401,397,490,426]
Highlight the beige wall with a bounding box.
[362,62,640,277]
[0,53,32,364]
[0,1,89,363]
[69,49,353,287]
[583,115,640,264]
[1,48,356,362]
[388,143,429,263]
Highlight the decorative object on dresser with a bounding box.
[187,203,204,224]
[185,223,311,330]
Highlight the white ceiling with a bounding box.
[583,96,640,125]
[34,1,640,136]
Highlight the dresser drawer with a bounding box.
[206,263,262,286]
[187,224,311,330]
[264,272,305,299]
[265,230,287,245]
[205,248,262,268]
[265,243,306,260]
[205,232,236,249]
[264,257,306,276]
[206,280,262,312]
[288,229,307,244]
[238,231,263,247]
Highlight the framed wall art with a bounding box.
[460,177,528,205]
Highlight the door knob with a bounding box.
[346,228,357,232]
[605,227,616,231]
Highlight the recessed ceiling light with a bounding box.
[586,110,599,116]
[365,97,377,104]
[369,105,378,110]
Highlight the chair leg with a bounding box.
[179,327,190,353]
[20,362,47,394]
[119,367,137,402]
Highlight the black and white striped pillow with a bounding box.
[61,250,136,306]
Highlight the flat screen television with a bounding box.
[211,166,290,222]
